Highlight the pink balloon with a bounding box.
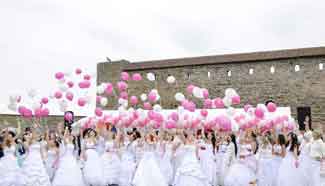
[23,108,33,119]
[34,108,42,118]
[200,109,208,117]
[202,88,209,99]
[64,112,73,121]
[16,96,21,103]
[84,74,91,80]
[204,99,213,109]
[41,108,50,117]
[267,102,277,112]
[75,68,82,75]
[78,98,87,107]
[244,104,252,112]
[41,97,49,104]
[95,108,103,117]
[18,106,26,115]
[166,120,176,129]
[186,84,195,94]
[105,83,113,95]
[120,72,130,81]
[231,95,241,105]
[54,91,63,99]
[217,115,231,131]
[148,110,156,120]
[255,108,265,119]
[117,81,128,91]
[170,112,179,122]
[148,92,157,103]
[65,92,74,101]
[143,102,152,110]
[55,72,64,80]
[191,118,201,129]
[132,73,142,81]
[214,98,224,108]
[153,113,164,123]
[187,101,196,112]
[78,80,91,89]
[96,96,102,104]
[130,96,138,105]
[119,91,128,99]
[67,81,74,88]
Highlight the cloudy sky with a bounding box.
[0,0,324,114]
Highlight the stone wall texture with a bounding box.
[0,114,85,130]
[3,48,323,129]
[97,47,325,129]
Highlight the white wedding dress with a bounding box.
[174,144,208,186]
[132,143,168,186]
[0,145,26,186]
[22,142,51,186]
[52,143,85,186]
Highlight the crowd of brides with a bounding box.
[1,120,325,186]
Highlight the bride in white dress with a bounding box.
[276,132,304,186]
[224,132,257,186]
[101,128,121,186]
[0,129,26,186]
[199,131,217,186]
[132,132,168,186]
[52,127,85,186]
[174,130,208,186]
[82,128,104,186]
[22,128,51,186]
[119,130,137,186]
[256,135,273,186]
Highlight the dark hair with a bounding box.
[8,131,16,138]
[230,134,238,156]
[287,132,299,152]
[134,131,141,139]
[83,128,97,138]
[251,132,259,154]
[277,134,286,146]
[0,135,4,158]
[205,131,216,154]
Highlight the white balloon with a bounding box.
[155,94,160,102]
[226,107,236,116]
[85,96,93,104]
[153,104,162,112]
[8,103,17,112]
[118,98,124,105]
[175,93,185,102]
[32,101,42,110]
[96,84,105,95]
[64,72,71,77]
[147,73,155,81]
[140,94,147,101]
[100,97,108,106]
[225,88,237,97]
[223,96,232,107]
[118,106,127,114]
[231,122,239,132]
[151,89,158,94]
[193,87,203,99]
[122,100,128,108]
[28,89,38,98]
[9,95,18,103]
[58,78,66,84]
[177,106,185,114]
[167,76,176,84]
[59,84,68,92]
[59,100,68,112]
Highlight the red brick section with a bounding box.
[123,47,325,71]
